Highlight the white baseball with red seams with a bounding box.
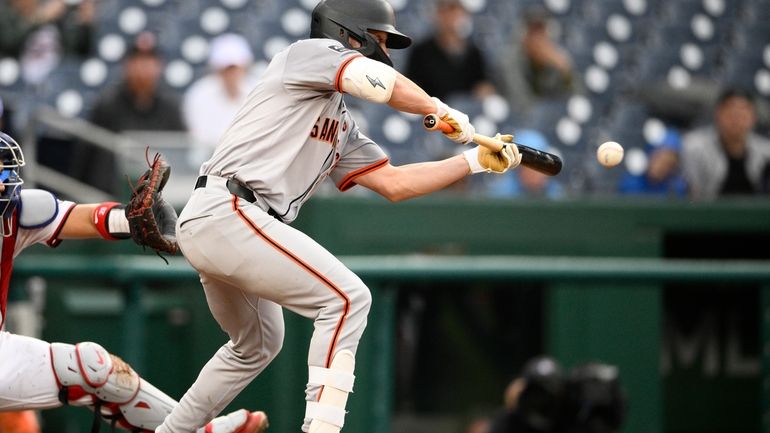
[597,141,624,167]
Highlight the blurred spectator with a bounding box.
[487,357,626,433]
[487,355,565,433]
[483,129,565,199]
[618,128,688,197]
[562,363,626,433]
[86,32,183,194]
[499,6,578,115]
[183,33,260,165]
[0,0,95,85]
[682,87,770,199]
[639,78,770,136]
[404,0,496,101]
[90,31,184,132]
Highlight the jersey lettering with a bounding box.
[310,117,340,145]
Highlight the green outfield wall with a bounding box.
[11,196,770,433]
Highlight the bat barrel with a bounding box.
[517,144,563,176]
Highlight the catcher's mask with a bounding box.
[0,132,25,237]
[310,0,411,67]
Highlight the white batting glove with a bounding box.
[432,97,475,145]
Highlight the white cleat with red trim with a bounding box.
[203,409,269,433]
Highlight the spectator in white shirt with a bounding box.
[183,33,260,165]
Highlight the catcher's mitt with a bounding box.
[126,152,178,255]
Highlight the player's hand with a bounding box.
[432,97,475,145]
[493,133,522,170]
[463,134,521,174]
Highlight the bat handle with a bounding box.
[423,113,455,134]
[424,114,505,152]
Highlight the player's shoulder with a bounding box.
[288,38,357,57]
[18,188,60,229]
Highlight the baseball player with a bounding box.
[156,1,521,432]
[0,131,268,433]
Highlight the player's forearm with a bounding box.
[58,204,102,239]
[385,155,471,201]
[387,73,437,115]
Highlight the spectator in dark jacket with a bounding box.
[405,0,496,101]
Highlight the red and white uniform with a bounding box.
[0,189,75,410]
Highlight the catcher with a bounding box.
[0,131,267,433]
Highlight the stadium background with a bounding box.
[2,0,770,432]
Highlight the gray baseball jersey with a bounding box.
[201,38,389,223]
[159,39,390,433]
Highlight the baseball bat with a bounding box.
[423,113,563,176]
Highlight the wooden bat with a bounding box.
[423,113,563,176]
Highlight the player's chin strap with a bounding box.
[306,350,356,433]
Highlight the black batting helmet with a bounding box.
[310,0,412,66]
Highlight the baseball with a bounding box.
[597,141,624,167]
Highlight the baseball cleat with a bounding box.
[205,409,269,433]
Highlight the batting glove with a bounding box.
[432,97,475,145]
[463,134,521,174]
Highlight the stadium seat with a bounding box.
[659,0,702,23]
[603,101,650,150]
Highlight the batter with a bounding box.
[157,1,520,432]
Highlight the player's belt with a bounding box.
[195,175,257,203]
[195,175,282,220]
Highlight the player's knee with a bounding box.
[347,281,372,320]
[50,342,140,406]
[226,328,283,369]
[263,322,284,363]
[51,342,179,431]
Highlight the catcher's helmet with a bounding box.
[310,0,411,66]
[0,132,25,237]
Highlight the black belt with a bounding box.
[195,175,281,219]
[195,175,257,203]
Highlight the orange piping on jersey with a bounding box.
[336,158,389,191]
[334,54,364,93]
[230,196,351,371]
